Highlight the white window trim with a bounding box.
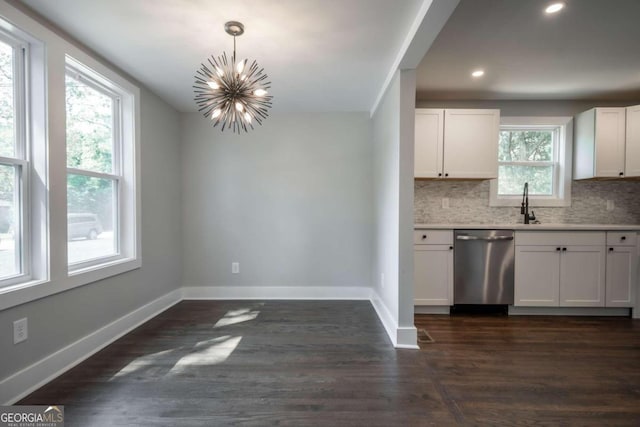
[64,55,140,276]
[0,3,140,311]
[0,22,47,293]
[490,116,573,207]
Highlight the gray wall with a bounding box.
[180,112,373,289]
[414,99,640,225]
[372,70,417,336]
[372,73,401,320]
[0,88,183,381]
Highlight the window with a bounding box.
[0,31,27,285]
[65,57,139,273]
[0,7,138,310]
[490,117,573,207]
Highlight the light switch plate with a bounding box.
[232,262,239,274]
[442,198,450,209]
[606,200,614,211]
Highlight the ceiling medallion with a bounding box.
[194,21,273,133]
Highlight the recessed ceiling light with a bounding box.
[471,70,485,78]
[545,2,565,14]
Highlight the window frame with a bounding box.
[0,28,31,287]
[0,6,140,311]
[64,56,139,276]
[65,64,122,269]
[490,116,573,207]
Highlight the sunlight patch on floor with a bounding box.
[168,335,242,375]
[214,308,260,328]
[110,348,177,380]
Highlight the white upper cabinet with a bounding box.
[414,109,444,178]
[574,106,640,179]
[625,104,640,177]
[443,109,500,179]
[414,108,500,179]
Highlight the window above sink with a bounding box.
[490,116,573,207]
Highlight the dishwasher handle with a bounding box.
[456,235,514,241]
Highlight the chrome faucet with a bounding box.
[521,182,536,224]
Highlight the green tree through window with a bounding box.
[498,129,555,195]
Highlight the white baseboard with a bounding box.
[0,288,182,405]
[508,306,631,316]
[370,290,419,349]
[182,285,372,300]
[396,326,419,349]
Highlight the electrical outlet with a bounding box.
[442,198,450,209]
[606,200,615,211]
[380,272,385,288]
[13,318,28,344]
[232,262,240,274]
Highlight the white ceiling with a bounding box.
[19,0,423,112]
[417,0,640,101]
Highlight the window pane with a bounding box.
[0,164,19,278]
[498,165,554,195]
[66,74,113,173]
[0,41,15,158]
[67,174,117,264]
[499,130,553,162]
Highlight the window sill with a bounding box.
[0,257,140,311]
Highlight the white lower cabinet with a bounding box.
[605,233,638,307]
[514,232,607,307]
[515,246,560,306]
[559,246,606,307]
[414,230,453,306]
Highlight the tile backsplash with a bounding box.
[414,180,640,225]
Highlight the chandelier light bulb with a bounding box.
[194,21,273,133]
[237,59,246,74]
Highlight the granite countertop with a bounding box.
[414,223,640,231]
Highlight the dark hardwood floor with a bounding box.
[19,301,640,426]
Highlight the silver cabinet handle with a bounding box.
[456,235,514,241]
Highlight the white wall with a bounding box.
[181,113,373,296]
[371,70,417,348]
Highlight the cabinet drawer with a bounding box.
[606,232,637,247]
[515,231,605,246]
[414,230,453,245]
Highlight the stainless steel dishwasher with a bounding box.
[454,230,515,305]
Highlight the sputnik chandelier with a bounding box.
[194,21,273,133]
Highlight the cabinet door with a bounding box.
[625,104,640,177]
[414,245,453,306]
[559,246,606,307]
[415,109,444,178]
[595,108,626,177]
[606,245,637,307]
[515,246,560,307]
[443,109,499,179]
